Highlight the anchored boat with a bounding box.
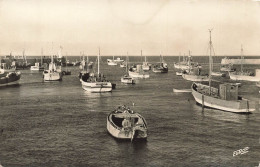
[0,63,21,87]
[191,30,255,113]
[107,105,148,141]
[152,54,168,73]
[121,55,135,84]
[129,64,149,78]
[80,49,112,93]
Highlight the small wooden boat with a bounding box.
[107,105,148,141]
[121,75,135,84]
[173,88,191,93]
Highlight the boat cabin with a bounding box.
[219,83,238,100]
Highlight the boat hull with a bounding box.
[30,66,44,71]
[182,74,209,81]
[152,67,168,73]
[0,71,21,87]
[43,71,62,81]
[121,77,135,84]
[128,71,149,78]
[229,72,260,82]
[191,83,255,113]
[81,79,112,92]
[107,113,147,140]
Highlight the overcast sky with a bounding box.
[0,0,260,56]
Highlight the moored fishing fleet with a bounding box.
[1,30,260,142]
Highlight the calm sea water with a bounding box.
[0,56,259,167]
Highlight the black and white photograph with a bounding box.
[0,0,260,166]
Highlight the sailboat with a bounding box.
[174,53,201,70]
[141,50,150,71]
[121,55,135,84]
[229,46,260,82]
[152,54,168,73]
[128,50,149,79]
[43,47,62,81]
[107,55,117,66]
[182,51,209,81]
[80,49,112,92]
[191,30,255,113]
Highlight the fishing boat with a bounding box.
[0,63,21,87]
[182,67,209,81]
[80,49,112,92]
[107,105,148,141]
[152,54,168,73]
[43,51,62,81]
[107,56,117,66]
[129,64,149,78]
[114,57,124,63]
[141,50,150,71]
[174,52,201,70]
[229,69,260,82]
[220,64,236,72]
[30,62,44,71]
[191,30,255,113]
[121,56,135,84]
[229,46,260,82]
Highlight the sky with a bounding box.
[0,0,260,56]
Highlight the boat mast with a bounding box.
[98,48,100,75]
[66,52,68,71]
[41,48,43,66]
[141,50,143,62]
[126,51,128,73]
[241,45,243,73]
[208,29,213,95]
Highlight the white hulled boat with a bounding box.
[107,56,117,66]
[141,51,150,71]
[129,64,149,78]
[0,63,21,87]
[30,62,44,71]
[229,46,260,82]
[229,70,260,82]
[191,30,255,113]
[107,105,148,141]
[43,53,62,81]
[80,49,112,93]
[121,56,135,84]
[174,52,201,70]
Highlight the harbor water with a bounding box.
[0,56,259,166]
